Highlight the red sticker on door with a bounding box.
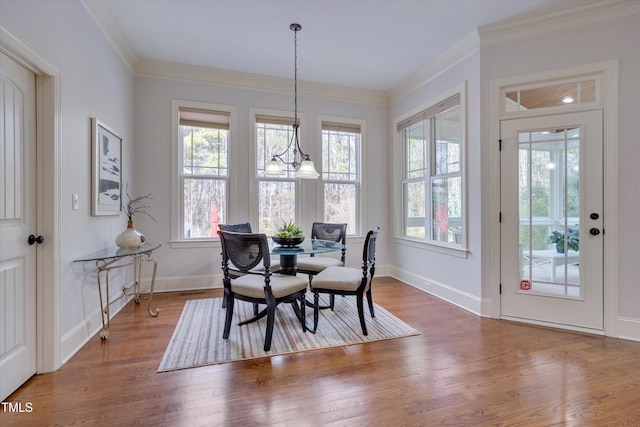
[519,280,531,290]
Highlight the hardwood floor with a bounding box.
[3,277,640,426]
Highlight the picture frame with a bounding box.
[91,118,122,216]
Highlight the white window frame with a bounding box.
[317,115,364,236]
[170,99,237,248]
[393,82,467,254]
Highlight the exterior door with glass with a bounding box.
[500,111,603,330]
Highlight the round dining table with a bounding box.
[270,238,344,275]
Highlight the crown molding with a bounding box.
[135,59,388,106]
[388,30,480,104]
[82,0,137,73]
[478,0,640,49]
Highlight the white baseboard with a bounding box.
[388,266,640,343]
[150,274,222,293]
[617,317,640,342]
[67,268,640,357]
[60,295,130,364]
[388,266,485,316]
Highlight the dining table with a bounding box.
[269,238,344,275]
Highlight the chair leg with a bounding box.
[356,292,368,336]
[263,294,276,352]
[300,294,306,332]
[313,292,320,332]
[329,293,335,310]
[223,292,234,339]
[366,289,375,317]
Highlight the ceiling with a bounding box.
[93,0,584,92]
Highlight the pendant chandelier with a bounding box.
[264,23,319,179]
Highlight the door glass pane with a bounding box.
[519,128,581,297]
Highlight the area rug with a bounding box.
[158,297,419,372]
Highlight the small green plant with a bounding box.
[274,220,303,238]
[546,230,579,252]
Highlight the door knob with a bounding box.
[28,234,45,245]
[589,228,600,236]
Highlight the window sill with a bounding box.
[393,236,469,258]
[169,239,220,249]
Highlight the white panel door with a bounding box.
[500,111,604,330]
[0,52,37,400]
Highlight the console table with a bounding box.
[74,242,161,340]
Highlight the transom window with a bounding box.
[398,92,464,247]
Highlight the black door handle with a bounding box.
[589,228,600,236]
[28,234,45,245]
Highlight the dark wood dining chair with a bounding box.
[296,222,347,309]
[218,230,308,351]
[218,222,281,274]
[310,227,380,335]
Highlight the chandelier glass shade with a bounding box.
[263,23,319,179]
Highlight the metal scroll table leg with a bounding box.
[96,261,111,340]
[146,255,159,317]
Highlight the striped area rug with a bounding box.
[158,297,419,372]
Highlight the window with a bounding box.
[172,101,233,240]
[505,79,596,113]
[321,120,361,235]
[398,92,464,247]
[255,114,299,236]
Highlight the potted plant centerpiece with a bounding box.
[272,220,304,247]
[115,185,156,249]
[546,229,579,253]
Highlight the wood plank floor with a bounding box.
[3,277,640,426]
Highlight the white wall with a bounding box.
[480,16,640,325]
[2,0,638,369]
[134,75,389,290]
[388,52,485,313]
[1,0,136,362]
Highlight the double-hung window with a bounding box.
[255,113,299,235]
[321,119,362,235]
[399,92,464,247]
[173,101,232,240]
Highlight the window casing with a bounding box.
[399,92,464,248]
[172,102,233,241]
[321,120,361,235]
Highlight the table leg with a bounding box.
[146,256,159,317]
[278,254,298,275]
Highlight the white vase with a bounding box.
[115,220,145,248]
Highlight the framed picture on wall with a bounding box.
[91,118,122,216]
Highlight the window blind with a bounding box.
[255,114,298,126]
[321,121,361,133]
[397,94,460,131]
[179,108,230,130]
